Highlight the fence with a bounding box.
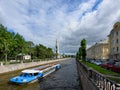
[0,58,58,66]
[79,61,120,90]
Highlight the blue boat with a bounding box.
[10,64,61,84]
[40,64,61,77]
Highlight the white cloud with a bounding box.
[60,0,120,53]
[0,0,120,54]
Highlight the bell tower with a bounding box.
[55,38,59,58]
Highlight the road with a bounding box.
[0,58,80,90]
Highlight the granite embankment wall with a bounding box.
[0,58,68,74]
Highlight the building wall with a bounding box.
[87,45,95,59]
[23,55,31,60]
[109,22,120,60]
[87,40,109,61]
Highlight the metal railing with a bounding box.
[0,58,57,65]
[79,62,120,90]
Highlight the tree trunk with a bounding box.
[4,43,7,64]
[5,53,7,64]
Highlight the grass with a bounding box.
[81,60,120,84]
[81,60,120,77]
[107,77,120,84]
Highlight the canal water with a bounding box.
[0,58,80,90]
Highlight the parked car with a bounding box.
[111,62,120,73]
[90,60,95,63]
[94,60,102,65]
[100,60,116,70]
[86,59,94,63]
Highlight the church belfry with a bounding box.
[55,38,59,58]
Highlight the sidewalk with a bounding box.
[77,61,99,90]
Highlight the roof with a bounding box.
[113,22,120,28]
[22,69,40,73]
[108,22,120,36]
[99,39,108,44]
[87,39,109,50]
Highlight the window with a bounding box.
[117,47,119,52]
[113,47,115,53]
[113,40,116,45]
[116,39,119,43]
[20,73,28,77]
[114,32,116,37]
[34,73,38,76]
[116,31,118,36]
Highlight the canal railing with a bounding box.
[78,61,120,90]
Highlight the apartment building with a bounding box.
[87,39,109,60]
[109,22,120,60]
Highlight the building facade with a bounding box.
[109,22,120,60]
[16,53,31,60]
[87,39,109,60]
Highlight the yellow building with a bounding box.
[108,22,120,60]
[87,45,95,59]
[87,39,109,60]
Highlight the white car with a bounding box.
[94,61,102,65]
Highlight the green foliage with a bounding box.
[82,61,120,76]
[76,38,86,60]
[81,60,120,84]
[107,77,120,84]
[76,52,79,60]
[9,33,27,58]
[81,39,86,60]
[26,41,35,59]
[0,24,54,62]
[34,44,54,59]
[0,24,14,62]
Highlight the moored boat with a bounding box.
[10,63,61,84]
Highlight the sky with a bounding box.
[0,0,120,54]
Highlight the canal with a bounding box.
[0,58,80,90]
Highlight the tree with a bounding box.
[34,44,54,59]
[78,47,82,60]
[81,39,86,60]
[26,41,34,59]
[76,38,87,61]
[0,24,13,63]
[0,24,55,62]
[47,48,54,58]
[76,52,79,60]
[14,33,27,54]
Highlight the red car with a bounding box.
[100,60,116,70]
[101,63,114,70]
[111,62,120,73]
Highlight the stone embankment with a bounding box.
[76,60,120,90]
[76,60,99,90]
[0,58,69,74]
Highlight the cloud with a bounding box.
[0,0,120,54]
[60,0,120,54]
